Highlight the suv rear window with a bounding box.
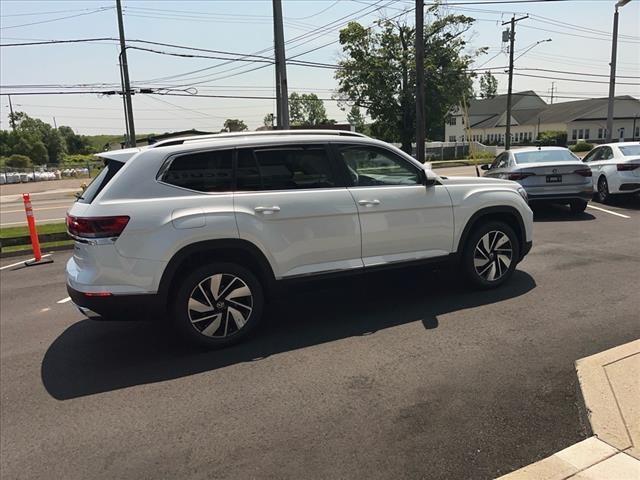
[161,149,233,192]
[76,160,123,204]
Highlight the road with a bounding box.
[1,195,639,479]
[0,167,478,228]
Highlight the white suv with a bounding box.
[66,130,533,348]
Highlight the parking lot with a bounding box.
[1,196,639,480]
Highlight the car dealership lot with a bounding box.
[1,198,639,480]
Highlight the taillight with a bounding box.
[574,168,592,177]
[617,163,640,171]
[66,215,130,239]
[507,172,535,180]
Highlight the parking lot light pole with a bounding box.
[606,0,632,143]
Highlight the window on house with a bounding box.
[584,129,590,139]
[635,126,639,138]
[578,129,584,139]
[572,129,577,140]
[449,135,456,142]
[449,117,457,126]
[598,128,603,139]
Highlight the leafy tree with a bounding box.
[263,113,275,128]
[346,105,366,132]
[478,71,498,99]
[335,10,481,152]
[289,92,329,126]
[58,125,93,154]
[221,119,248,132]
[6,154,32,168]
[8,112,66,163]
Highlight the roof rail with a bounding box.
[150,129,367,148]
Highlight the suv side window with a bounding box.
[336,145,420,186]
[237,144,336,191]
[161,149,233,192]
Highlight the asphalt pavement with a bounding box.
[1,196,639,480]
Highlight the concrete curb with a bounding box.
[497,340,640,479]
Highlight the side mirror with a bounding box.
[419,168,438,187]
[480,164,490,171]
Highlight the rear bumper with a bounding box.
[67,284,164,321]
[527,191,592,202]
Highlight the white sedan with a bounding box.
[582,142,640,203]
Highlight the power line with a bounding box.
[0,7,114,30]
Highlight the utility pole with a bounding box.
[116,0,136,147]
[415,0,426,163]
[272,0,290,129]
[7,94,16,132]
[549,82,555,104]
[53,117,57,129]
[606,0,631,142]
[503,14,528,151]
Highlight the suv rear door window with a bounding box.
[336,145,419,186]
[238,145,336,191]
[161,149,233,192]
[76,160,123,204]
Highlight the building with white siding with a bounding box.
[445,92,640,145]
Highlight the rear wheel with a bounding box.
[462,221,520,289]
[570,199,588,214]
[596,176,610,203]
[172,262,263,348]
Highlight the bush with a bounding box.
[570,142,594,152]
[537,131,567,147]
[63,153,98,163]
[6,154,32,168]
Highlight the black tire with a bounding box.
[596,176,610,204]
[172,262,264,349]
[462,221,520,289]
[570,200,588,214]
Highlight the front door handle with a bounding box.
[358,199,380,207]
[254,206,281,214]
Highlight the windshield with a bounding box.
[514,150,579,164]
[619,145,640,157]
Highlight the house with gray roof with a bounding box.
[445,92,640,146]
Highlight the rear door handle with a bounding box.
[254,206,281,214]
[358,199,380,207]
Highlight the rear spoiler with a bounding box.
[95,147,143,163]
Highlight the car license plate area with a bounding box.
[546,175,562,183]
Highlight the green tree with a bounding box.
[289,92,329,126]
[58,125,93,154]
[478,71,498,99]
[263,113,275,128]
[335,10,480,152]
[221,119,248,132]
[346,105,366,132]
[9,112,66,163]
[6,154,32,168]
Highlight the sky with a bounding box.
[0,0,639,136]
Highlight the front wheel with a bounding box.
[570,200,588,214]
[172,262,264,348]
[462,222,520,289]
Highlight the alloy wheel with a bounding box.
[598,177,609,202]
[187,273,253,338]
[473,230,513,282]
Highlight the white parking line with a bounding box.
[0,254,52,271]
[587,204,631,219]
[56,297,71,304]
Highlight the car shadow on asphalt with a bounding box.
[41,267,536,400]
[532,204,596,222]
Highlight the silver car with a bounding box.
[481,147,593,213]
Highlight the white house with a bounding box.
[445,92,640,145]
